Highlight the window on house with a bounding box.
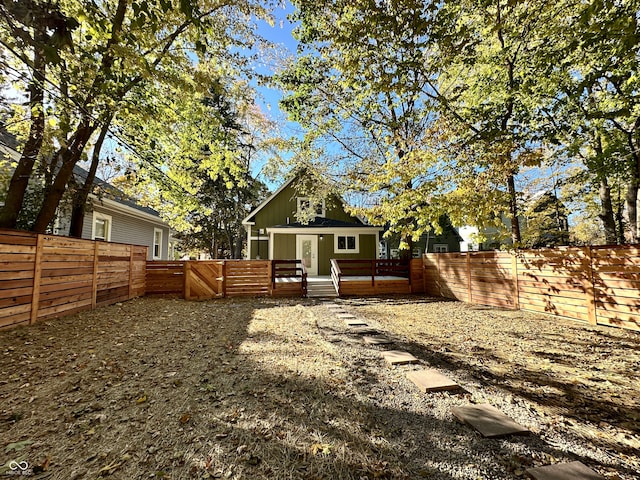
[92,212,112,241]
[335,234,359,253]
[297,197,325,217]
[153,228,163,259]
[434,244,448,253]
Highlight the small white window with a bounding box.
[153,228,163,259]
[92,212,112,241]
[434,244,448,253]
[335,234,359,253]
[297,197,325,217]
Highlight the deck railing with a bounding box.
[330,258,341,293]
[272,259,308,297]
[331,258,410,285]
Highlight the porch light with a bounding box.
[319,234,324,241]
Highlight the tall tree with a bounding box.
[279,0,442,254]
[0,0,271,232]
[0,0,76,228]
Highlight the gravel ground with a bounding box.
[0,295,637,479]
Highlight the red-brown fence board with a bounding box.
[424,245,640,331]
[410,259,424,293]
[224,260,271,297]
[0,229,147,329]
[146,261,185,295]
[185,261,224,300]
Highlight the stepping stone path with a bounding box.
[362,335,393,345]
[407,369,460,392]
[525,462,605,480]
[321,302,600,478]
[451,403,530,438]
[344,318,369,327]
[349,326,379,335]
[381,350,419,365]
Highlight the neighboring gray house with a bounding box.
[380,215,463,258]
[0,131,173,260]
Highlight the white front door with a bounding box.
[296,235,318,276]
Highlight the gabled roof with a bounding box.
[272,218,366,228]
[72,165,161,218]
[242,175,296,225]
[0,129,162,221]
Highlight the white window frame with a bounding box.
[434,244,448,253]
[334,234,359,253]
[153,228,163,260]
[91,212,112,241]
[296,197,326,218]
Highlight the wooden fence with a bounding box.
[423,246,640,331]
[147,260,273,300]
[146,261,185,296]
[0,229,147,329]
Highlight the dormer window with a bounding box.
[297,197,325,218]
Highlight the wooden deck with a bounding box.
[330,259,416,296]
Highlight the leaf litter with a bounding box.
[0,296,637,479]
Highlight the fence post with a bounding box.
[91,241,99,309]
[222,261,227,297]
[511,251,520,310]
[466,253,472,303]
[29,234,44,325]
[436,253,442,297]
[128,245,134,299]
[184,261,191,300]
[583,246,597,325]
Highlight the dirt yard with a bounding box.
[0,296,638,479]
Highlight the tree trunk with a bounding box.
[634,135,640,243]
[598,176,618,244]
[507,172,521,244]
[31,120,95,233]
[626,182,638,243]
[68,116,112,238]
[0,28,46,229]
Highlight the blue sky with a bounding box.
[249,3,302,187]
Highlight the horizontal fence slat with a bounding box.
[0,229,146,329]
[424,245,640,332]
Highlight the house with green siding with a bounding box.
[242,176,382,276]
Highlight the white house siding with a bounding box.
[82,205,170,260]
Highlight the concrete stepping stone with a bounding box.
[336,312,356,319]
[344,318,368,327]
[407,369,460,392]
[363,335,393,345]
[525,462,605,480]
[451,403,530,438]
[325,304,343,310]
[381,350,419,365]
[349,326,379,335]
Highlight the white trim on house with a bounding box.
[334,233,359,253]
[89,195,166,225]
[241,176,296,225]
[266,226,382,235]
[268,231,274,259]
[153,227,163,259]
[245,227,251,259]
[91,211,112,241]
[296,197,326,218]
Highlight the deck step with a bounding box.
[306,279,338,298]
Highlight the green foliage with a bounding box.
[115,73,274,257]
[0,0,273,231]
[277,0,640,247]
